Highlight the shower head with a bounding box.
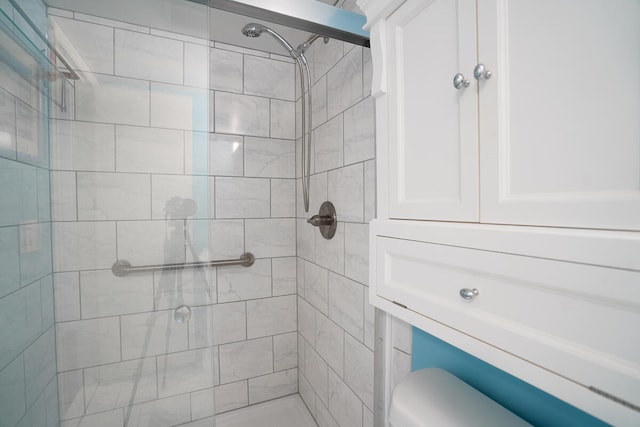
[241,23,266,38]
[241,22,304,62]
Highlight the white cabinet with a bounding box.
[382,0,640,230]
[357,0,640,425]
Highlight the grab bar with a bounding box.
[112,252,255,277]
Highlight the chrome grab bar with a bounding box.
[112,252,255,277]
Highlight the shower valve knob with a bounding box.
[308,201,337,240]
[453,73,470,90]
[307,215,333,226]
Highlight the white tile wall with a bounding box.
[75,74,150,126]
[328,162,364,222]
[50,17,114,75]
[184,43,209,89]
[344,97,375,165]
[214,92,270,137]
[344,334,374,410]
[53,222,117,271]
[120,310,189,359]
[83,357,157,414]
[50,120,115,172]
[270,99,295,140]
[304,261,329,314]
[209,48,243,93]
[215,177,270,218]
[328,272,364,340]
[314,114,343,173]
[244,137,295,178]
[150,83,209,131]
[273,332,298,371]
[327,46,363,118]
[56,317,121,371]
[218,337,273,384]
[115,126,184,174]
[214,381,247,413]
[125,394,191,427]
[246,295,297,339]
[248,368,298,404]
[156,347,215,398]
[209,133,243,176]
[245,218,296,258]
[115,30,183,84]
[272,257,296,294]
[244,56,295,101]
[210,302,246,345]
[77,172,151,220]
[217,259,271,302]
[328,369,363,427]
[296,2,377,424]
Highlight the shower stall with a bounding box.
[0,0,376,426]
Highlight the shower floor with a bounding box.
[216,394,317,427]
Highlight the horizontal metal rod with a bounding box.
[112,252,255,277]
[196,0,370,48]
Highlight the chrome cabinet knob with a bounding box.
[459,288,479,300]
[453,73,470,90]
[473,63,492,80]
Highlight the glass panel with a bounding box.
[48,2,215,426]
[0,1,57,426]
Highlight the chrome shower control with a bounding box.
[307,201,337,239]
[473,63,492,80]
[459,288,479,301]
[453,73,471,89]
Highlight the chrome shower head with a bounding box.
[241,23,266,38]
[240,22,300,60]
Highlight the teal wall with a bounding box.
[411,327,610,427]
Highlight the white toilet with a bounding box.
[389,368,532,427]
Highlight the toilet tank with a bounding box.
[389,368,532,427]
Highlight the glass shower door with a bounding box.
[47,1,217,425]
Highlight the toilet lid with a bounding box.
[389,368,532,427]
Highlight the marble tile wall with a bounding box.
[0,1,59,426]
[295,1,378,426]
[48,7,298,426]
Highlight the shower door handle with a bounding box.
[453,73,470,90]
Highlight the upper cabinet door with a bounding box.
[478,0,640,231]
[387,0,479,221]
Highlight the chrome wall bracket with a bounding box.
[307,201,337,239]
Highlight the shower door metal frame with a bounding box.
[191,0,370,47]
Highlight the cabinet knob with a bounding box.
[459,288,479,300]
[473,63,492,80]
[453,73,471,90]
